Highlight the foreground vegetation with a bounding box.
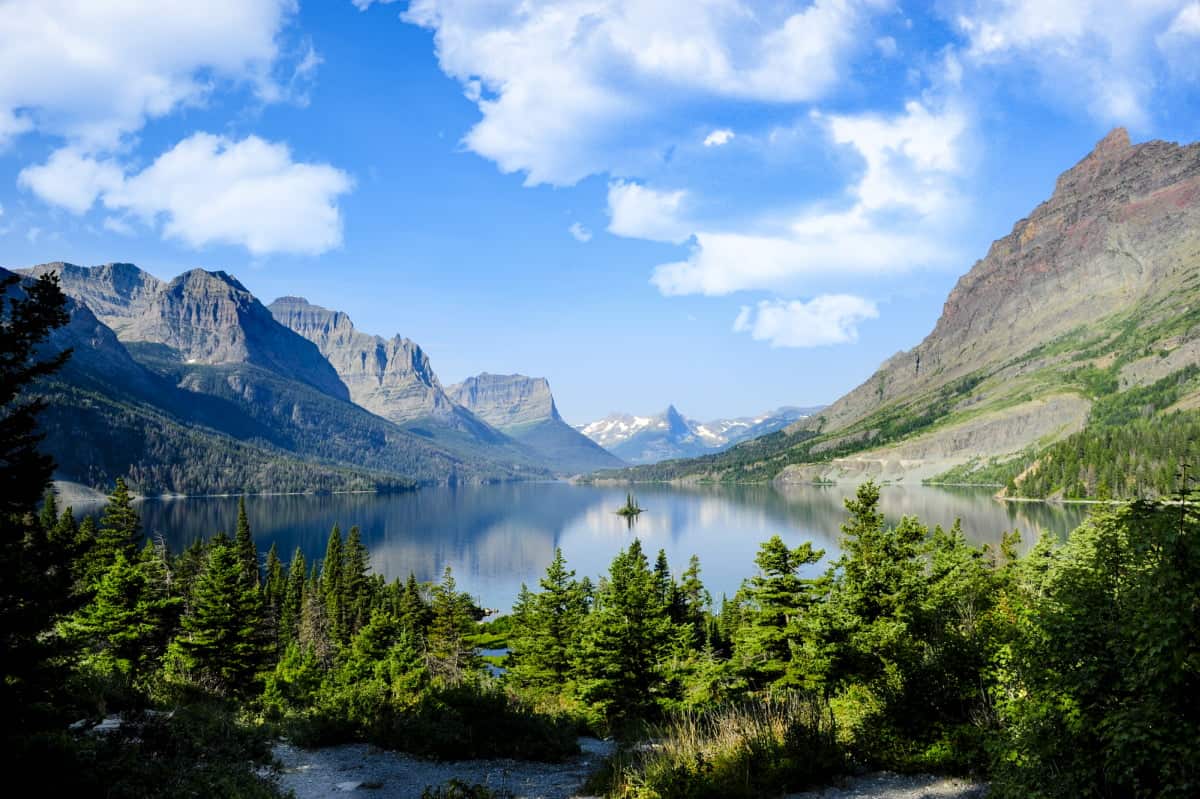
[4,273,1198,797]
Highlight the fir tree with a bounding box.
[426,566,477,684]
[169,536,264,694]
[341,525,370,638]
[321,524,344,640]
[578,539,679,727]
[234,497,259,589]
[398,572,432,635]
[86,477,142,587]
[280,548,307,645]
[734,535,823,690]
[509,549,588,691]
[678,554,711,647]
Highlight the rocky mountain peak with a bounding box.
[447,373,560,431]
[269,296,469,426]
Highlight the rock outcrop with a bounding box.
[449,373,624,474]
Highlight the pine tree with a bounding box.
[234,497,259,589]
[0,271,74,729]
[678,554,711,647]
[398,572,432,635]
[734,535,823,690]
[578,539,679,726]
[280,548,307,645]
[426,566,477,684]
[341,525,370,638]
[509,549,588,691]
[169,536,264,694]
[86,477,142,587]
[321,524,344,641]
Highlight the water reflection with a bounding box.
[80,482,1090,609]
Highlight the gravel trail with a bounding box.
[274,738,613,798]
[786,772,988,799]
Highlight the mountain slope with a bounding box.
[448,373,624,474]
[601,129,1200,492]
[22,263,547,491]
[580,405,817,465]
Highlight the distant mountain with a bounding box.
[268,297,506,448]
[448,373,624,474]
[20,263,548,494]
[579,405,817,465]
[605,129,1200,494]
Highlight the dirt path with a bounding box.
[274,738,613,799]
[787,772,988,799]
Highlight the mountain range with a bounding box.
[600,128,1200,497]
[578,405,819,465]
[11,262,624,495]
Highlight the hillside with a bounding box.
[17,264,549,493]
[599,129,1200,498]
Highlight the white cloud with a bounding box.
[703,128,735,147]
[0,0,295,150]
[402,0,890,185]
[22,134,353,256]
[875,35,899,57]
[569,222,593,242]
[733,295,879,348]
[1158,3,1200,77]
[607,180,691,244]
[18,148,124,214]
[949,0,1194,126]
[352,0,401,9]
[650,99,968,296]
[103,217,135,237]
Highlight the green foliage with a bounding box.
[988,500,1200,798]
[577,540,682,729]
[508,548,589,693]
[422,780,509,799]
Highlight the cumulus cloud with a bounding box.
[402,0,889,185]
[568,222,593,242]
[651,99,968,296]
[352,0,401,9]
[949,0,1196,126]
[607,180,692,244]
[22,134,353,256]
[733,295,879,348]
[0,0,295,150]
[18,148,124,214]
[703,128,735,147]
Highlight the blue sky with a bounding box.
[1,1,1198,424]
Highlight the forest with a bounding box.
[3,277,1198,799]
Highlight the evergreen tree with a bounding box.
[0,271,75,729]
[341,525,370,637]
[169,536,264,694]
[280,548,307,645]
[321,524,344,641]
[86,477,142,587]
[509,549,588,692]
[678,554,711,647]
[234,497,259,589]
[426,566,477,684]
[578,539,679,727]
[398,572,432,635]
[734,535,823,690]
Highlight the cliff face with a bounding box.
[25,263,349,400]
[447,373,559,431]
[450,373,625,474]
[268,296,490,434]
[801,128,1200,436]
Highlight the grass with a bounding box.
[599,694,843,799]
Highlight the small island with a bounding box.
[616,492,643,519]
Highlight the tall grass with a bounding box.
[604,693,843,799]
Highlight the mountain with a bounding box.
[267,296,503,442]
[448,373,624,474]
[579,405,817,465]
[27,263,348,400]
[602,129,1200,494]
[20,263,548,493]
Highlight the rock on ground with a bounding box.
[274,738,614,799]
[786,772,988,799]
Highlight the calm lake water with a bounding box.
[109,483,1089,610]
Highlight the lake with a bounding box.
[113,482,1090,610]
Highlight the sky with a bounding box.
[1,1,1198,425]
